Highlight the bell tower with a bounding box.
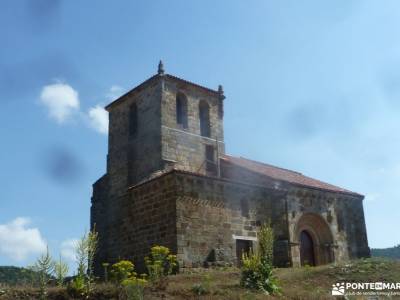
[102,61,226,197]
[158,61,226,178]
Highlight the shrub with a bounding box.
[144,245,178,289]
[109,260,147,300]
[33,246,54,300]
[241,251,280,294]
[54,255,69,287]
[240,223,280,295]
[121,277,147,300]
[191,283,208,295]
[191,274,212,296]
[67,275,86,298]
[110,260,136,283]
[258,222,274,265]
[69,227,99,299]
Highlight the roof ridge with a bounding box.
[222,154,303,175]
[221,154,362,197]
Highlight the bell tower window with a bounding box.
[176,93,188,129]
[199,100,210,137]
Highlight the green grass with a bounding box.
[1,257,399,299]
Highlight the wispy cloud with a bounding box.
[40,82,80,123]
[60,238,78,261]
[106,85,124,101]
[0,217,47,261]
[88,105,108,134]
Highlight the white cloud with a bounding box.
[60,238,78,261]
[88,105,109,134]
[40,82,80,123]
[39,83,117,135]
[106,85,124,100]
[0,217,47,261]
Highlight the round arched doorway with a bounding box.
[300,230,315,266]
[294,213,334,266]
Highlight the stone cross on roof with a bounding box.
[158,60,165,75]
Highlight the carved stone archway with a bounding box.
[294,213,334,266]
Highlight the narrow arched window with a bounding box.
[199,100,210,137]
[129,103,138,136]
[176,93,188,128]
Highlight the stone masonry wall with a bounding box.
[220,160,369,266]
[287,187,369,266]
[173,171,290,268]
[161,77,225,175]
[94,173,178,274]
[107,79,162,194]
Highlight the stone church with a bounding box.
[91,62,370,272]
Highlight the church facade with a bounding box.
[91,62,370,272]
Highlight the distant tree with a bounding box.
[371,244,400,260]
[0,266,39,286]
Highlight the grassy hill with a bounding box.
[371,244,400,260]
[0,266,37,286]
[1,257,400,299]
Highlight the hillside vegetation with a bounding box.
[1,257,399,299]
[0,267,37,286]
[372,244,400,260]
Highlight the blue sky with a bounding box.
[0,0,399,269]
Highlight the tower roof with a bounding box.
[105,63,222,110]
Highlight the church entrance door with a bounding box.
[300,230,315,266]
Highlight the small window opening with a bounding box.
[199,100,210,137]
[240,198,249,218]
[205,145,216,175]
[176,93,188,128]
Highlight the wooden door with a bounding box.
[300,231,315,266]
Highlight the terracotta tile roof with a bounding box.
[221,154,362,197]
